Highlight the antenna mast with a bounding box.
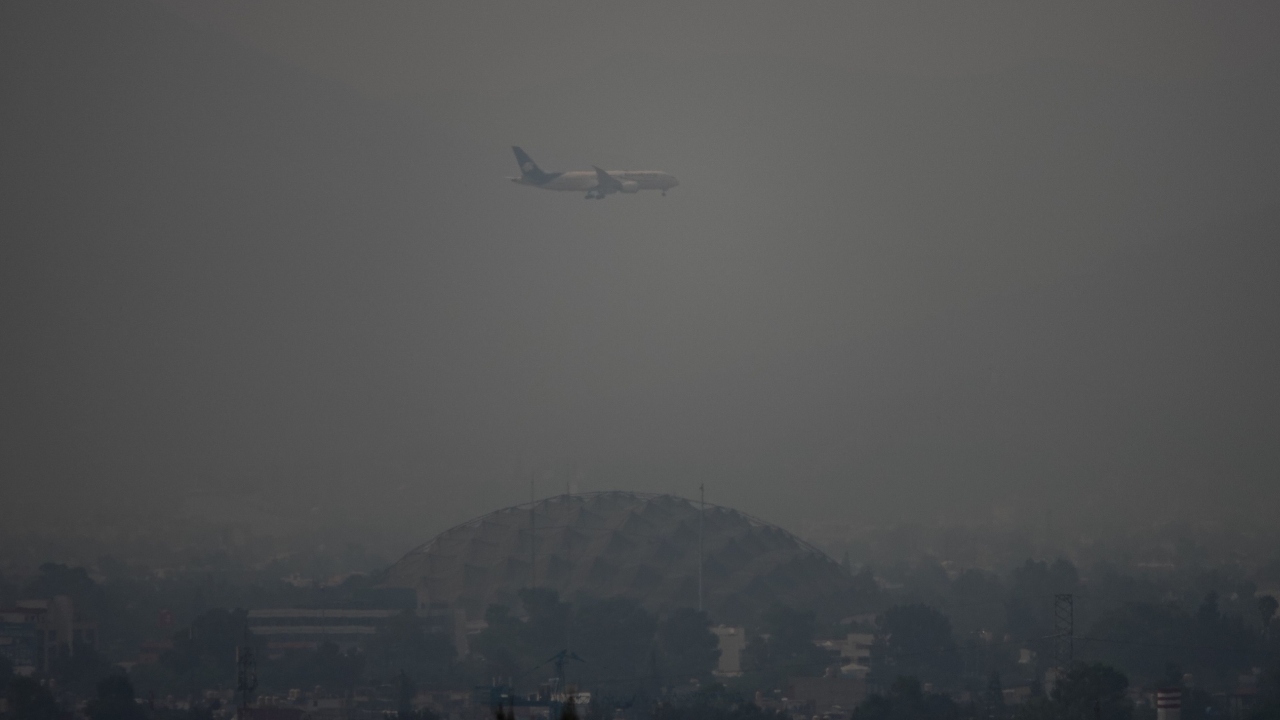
[236,630,257,716]
[698,483,705,613]
[530,474,537,588]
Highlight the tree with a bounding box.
[1050,663,1132,720]
[86,674,147,720]
[742,604,837,687]
[469,589,577,685]
[471,588,575,684]
[870,605,960,688]
[1005,560,1079,645]
[471,604,526,681]
[1250,666,1280,720]
[657,608,720,683]
[1086,599,1255,688]
[397,670,417,719]
[0,653,12,690]
[520,588,573,658]
[365,610,455,688]
[652,684,787,720]
[986,671,1007,718]
[187,607,250,662]
[851,675,960,720]
[850,568,882,612]
[23,564,108,618]
[571,597,657,689]
[6,676,59,720]
[1259,596,1278,632]
[950,570,1007,638]
[162,607,255,692]
[276,641,364,693]
[1195,593,1219,625]
[49,643,116,696]
[562,696,579,720]
[1161,665,1216,720]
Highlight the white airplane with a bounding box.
[509,146,678,200]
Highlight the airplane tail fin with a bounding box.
[512,146,547,180]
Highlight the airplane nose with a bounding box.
[670,177,679,187]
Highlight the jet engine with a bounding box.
[619,180,640,193]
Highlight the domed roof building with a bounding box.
[381,491,853,624]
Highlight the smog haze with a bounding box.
[3,1,1279,546]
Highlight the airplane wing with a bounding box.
[592,166,623,193]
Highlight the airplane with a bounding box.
[509,146,678,200]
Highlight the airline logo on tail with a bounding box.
[509,146,678,199]
[512,146,558,185]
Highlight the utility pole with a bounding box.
[698,483,705,613]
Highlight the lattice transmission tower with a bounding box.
[1053,593,1074,668]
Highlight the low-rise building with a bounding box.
[247,609,400,654]
[816,633,874,678]
[711,625,747,677]
[787,676,867,715]
[0,606,43,675]
[247,606,463,658]
[137,639,174,665]
[0,596,97,675]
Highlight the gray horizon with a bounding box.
[2,1,1278,546]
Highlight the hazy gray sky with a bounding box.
[2,1,1278,541]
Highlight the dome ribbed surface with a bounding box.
[381,491,851,622]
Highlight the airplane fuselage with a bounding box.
[511,169,678,192]
[508,147,677,198]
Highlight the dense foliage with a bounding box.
[4,534,1280,720]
